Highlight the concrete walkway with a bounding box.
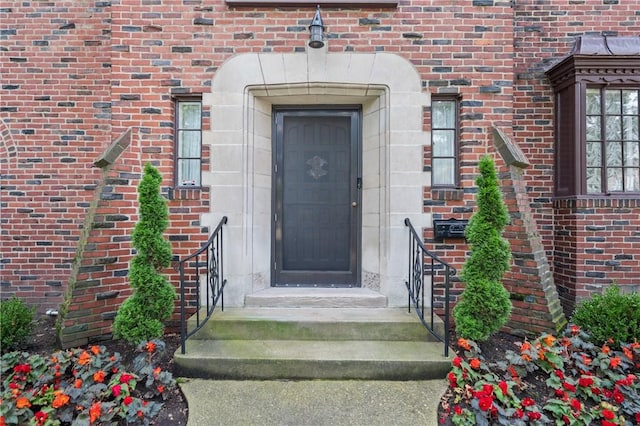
[180,379,447,426]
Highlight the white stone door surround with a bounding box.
[202,48,432,307]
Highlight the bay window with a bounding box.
[546,36,640,197]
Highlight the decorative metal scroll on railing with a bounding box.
[404,218,457,357]
[178,216,228,354]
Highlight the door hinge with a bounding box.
[274,262,277,271]
[274,213,277,222]
[274,164,278,174]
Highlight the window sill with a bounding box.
[169,187,203,201]
[431,188,464,201]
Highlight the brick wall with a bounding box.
[2,0,639,344]
[1,0,111,313]
[553,198,640,317]
[511,0,640,316]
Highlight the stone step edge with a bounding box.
[177,339,452,361]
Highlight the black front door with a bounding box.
[273,108,361,287]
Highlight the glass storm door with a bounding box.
[273,108,361,287]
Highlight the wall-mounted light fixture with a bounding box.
[308,5,325,49]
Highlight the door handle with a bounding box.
[352,202,358,207]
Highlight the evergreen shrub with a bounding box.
[571,284,640,349]
[0,297,35,352]
[453,155,512,341]
[113,163,176,344]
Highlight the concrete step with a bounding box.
[188,307,445,342]
[177,306,452,380]
[244,287,387,308]
[175,339,452,380]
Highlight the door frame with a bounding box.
[271,105,362,287]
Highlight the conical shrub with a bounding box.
[453,155,512,341]
[113,163,176,344]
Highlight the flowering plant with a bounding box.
[0,339,175,425]
[443,325,640,425]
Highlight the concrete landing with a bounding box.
[188,307,444,342]
[244,287,387,308]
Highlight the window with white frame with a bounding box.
[431,97,459,187]
[175,99,202,187]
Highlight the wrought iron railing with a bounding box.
[404,218,457,357]
[178,216,228,354]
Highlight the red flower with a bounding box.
[454,405,463,415]
[452,357,462,368]
[601,409,615,420]
[570,325,580,335]
[447,372,458,388]
[612,388,624,404]
[522,397,535,407]
[119,373,134,384]
[498,381,508,395]
[514,409,524,419]
[555,389,566,398]
[145,341,156,353]
[555,369,564,380]
[601,421,616,426]
[123,396,133,406]
[570,398,581,411]
[478,396,493,411]
[469,358,481,370]
[13,364,31,374]
[578,376,593,387]
[481,384,493,396]
[527,411,542,421]
[562,382,576,392]
[591,387,601,395]
[112,385,122,397]
[34,411,47,425]
[635,413,640,423]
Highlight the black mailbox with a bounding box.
[434,218,468,240]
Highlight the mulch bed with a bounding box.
[20,315,188,425]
